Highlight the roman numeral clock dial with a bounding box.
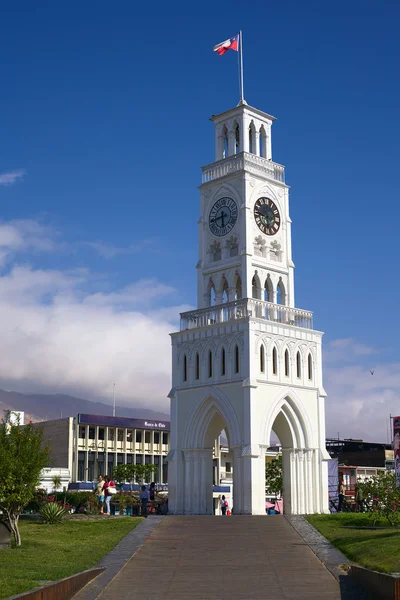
[209,197,238,237]
[254,197,281,235]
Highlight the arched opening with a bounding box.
[207,279,216,307]
[272,347,278,375]
[234,345,239,374]
[284,349,290,377]
[195,353,200,380]
[249,121,256,154]
[222,125,229,158]
[235,123,240,154]
[296,351,301,378]
[183,354,187,382]
[221,347,226,376]
[260,344,265,373]
[259,125,267,158]
[252,273,261,300]
[221,277,229,303]
[277,279,286,305]
[235,275,242,300]
[308,353,313,380]
[264,276,274,303]
[208,350,213,378]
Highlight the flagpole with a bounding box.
[239,30,245,103]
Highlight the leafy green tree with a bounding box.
[265,455,283,497]
[0,413,50,546]
[357,471,400,526]
[113,463,158,487]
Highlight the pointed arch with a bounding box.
[234,121,240,154]
[234,274,242,300]
[234,344,240,374]
[277,278,286,306]
[261,388,314,449]
[272,346,278,375]
[182,387,241,449]
[296,351,301,378]
[308,353,313,380]
[252,272,262,299]
[221,276,229,303]
[222,124,229,158]
[207,278,216,307]
[264,275,274,302]
[259,125,267,157]
[284,348,290,377]
[249,120,256,154]
[221,347,226,376]
[183,354,187,382]
[260,344,265,373]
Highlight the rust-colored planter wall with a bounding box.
[6,567,105,600]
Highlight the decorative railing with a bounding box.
[201,151,285,184]
[180,298,313,331]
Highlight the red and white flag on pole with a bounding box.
[213,34,239,55]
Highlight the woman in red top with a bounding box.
[103,476,116,516]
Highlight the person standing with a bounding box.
[149,482,156,513]
[103,476,116,516]
[140,485,149,518]
[96,475,105,515]
[220,495,228,516]
[338,476,345,512]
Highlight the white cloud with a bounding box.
[0,219,185,412]
[324,339,397,443]
[0,169,26,186]
[84,239,155,259]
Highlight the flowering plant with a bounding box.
[357,471,400,526]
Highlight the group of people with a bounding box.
[95,475,158,516]
[337,475,364,512]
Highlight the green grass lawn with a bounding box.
[0,517,142,599]
[307,513,400,574]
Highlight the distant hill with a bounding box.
[0,388,169,424]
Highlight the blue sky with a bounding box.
[0,2,399,441]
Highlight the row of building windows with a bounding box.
[78,426,168,445]
[260,346,313,380]
[221,122,268,158]
[207,273,286,308]
[77,451,166,481]
[183,346,240,382]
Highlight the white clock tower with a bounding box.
[168,101,330,515]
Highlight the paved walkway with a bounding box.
[96,516,348,600]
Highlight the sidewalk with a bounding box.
[94,516,356,600]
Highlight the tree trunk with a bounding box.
[7,512,21,546]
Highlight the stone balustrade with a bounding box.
[202,151,285,184]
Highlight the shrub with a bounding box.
[357,471,400,526]
[39,502,68,524]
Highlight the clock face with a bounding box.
[209,197,238,237]
[254,197,281,236]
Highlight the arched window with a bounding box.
[208,350,213,378]
[284,349,289,377]
[308,353,313,380]
[277,280,286,305]
[272,347,277,375]
[249,122,256,154]
[235,123,240,154]
[222,278,229,303]
[235,275,242,300]
[221,347,226,375]
[195,353,200,380]
[222,125,228,158]
[234,345,239,374]
[183,354,187,382]
[259,125,267,157]
[252,273,261,299]
[208,280,216,307]
[260,345,265,373]
[264,276,273,303]
[296,351,301,378]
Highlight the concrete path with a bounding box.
[96,516,348,600]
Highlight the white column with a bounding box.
[290,450,297,514]
[228,129,236,156]
[298,450,305,514]
[240,444,266,515]
[184,451,193,514]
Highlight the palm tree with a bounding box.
[52,475,62,494]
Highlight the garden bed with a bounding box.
[0,517,142,599]
[307,513,400,574]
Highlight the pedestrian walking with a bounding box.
[103,476,116,516]
[220,494,228,516]
[149,482,156,513]
[338,476,345,512]
[140,485,149,517]
[96,475,105,514]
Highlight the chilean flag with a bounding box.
[213,34,239,55]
